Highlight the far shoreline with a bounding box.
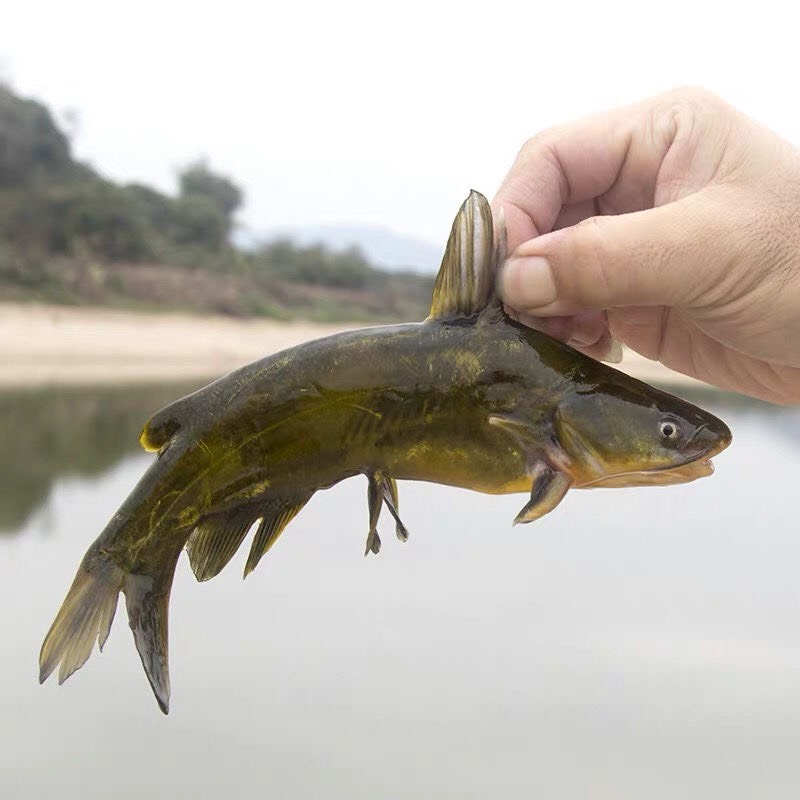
[0,301,715,393]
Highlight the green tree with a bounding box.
[122,183,176,237]
[52,182,151,260]
[179,161,241,213]
[170,193,228,250]
[175,161,244,250]
[0,84,84,187]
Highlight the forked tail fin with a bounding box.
[39,548,124,688]
[124,549,181,714]
[40,542,182,714]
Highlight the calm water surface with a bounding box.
[1,382,799,798]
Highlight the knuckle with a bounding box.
[650,86,720,136]
[517,127,563,163]
[506,129,570,210]
[660,85,723,115]
[654,87,739,155]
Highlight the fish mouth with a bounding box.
[577,425,729,488]
[578,456,716,489]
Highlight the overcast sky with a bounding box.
[3,0,799,245]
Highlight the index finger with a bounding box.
[492,95,677,253]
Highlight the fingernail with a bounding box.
[500,257,557,308]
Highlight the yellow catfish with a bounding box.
[40,192,731,713]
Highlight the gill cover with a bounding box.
[555,384,730,488]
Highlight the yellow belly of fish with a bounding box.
[383,440,532,496]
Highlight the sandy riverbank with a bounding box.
[0,302,710,391]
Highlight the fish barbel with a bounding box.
[39,191,731,713]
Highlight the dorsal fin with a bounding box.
[427,190,505,321]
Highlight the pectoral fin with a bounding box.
[488,413,573,523]
[513,463,572,525]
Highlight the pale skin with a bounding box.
[493,87,800,405]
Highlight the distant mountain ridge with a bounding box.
[236,223,442,274]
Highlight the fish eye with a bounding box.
[659,418,680,441]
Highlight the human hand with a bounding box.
[493,88,800,404]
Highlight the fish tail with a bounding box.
[39,546,124,690]
[123,548,181,715]
[40,539,183,715]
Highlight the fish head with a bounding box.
[554,381,731,488]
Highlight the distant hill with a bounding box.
[236,224,442,274]
[0,84,434,322]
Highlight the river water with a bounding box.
[1,381,799,798]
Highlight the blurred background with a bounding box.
[1,1,800,798]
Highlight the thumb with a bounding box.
[498,195,731,315]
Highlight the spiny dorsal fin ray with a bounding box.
[427,190,502,321]
[244,494,312,578]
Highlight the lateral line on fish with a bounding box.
[230,396,351,455]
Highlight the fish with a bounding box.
[39,191,732,713]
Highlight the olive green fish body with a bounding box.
[150,318,563,498]
[40,191,731,713]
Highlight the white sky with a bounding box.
[3,0,799,245]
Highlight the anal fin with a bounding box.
[186,507,258,582]
[244,494,312,577]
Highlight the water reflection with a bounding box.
[2,384,800,799]
[0,382,201,534]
